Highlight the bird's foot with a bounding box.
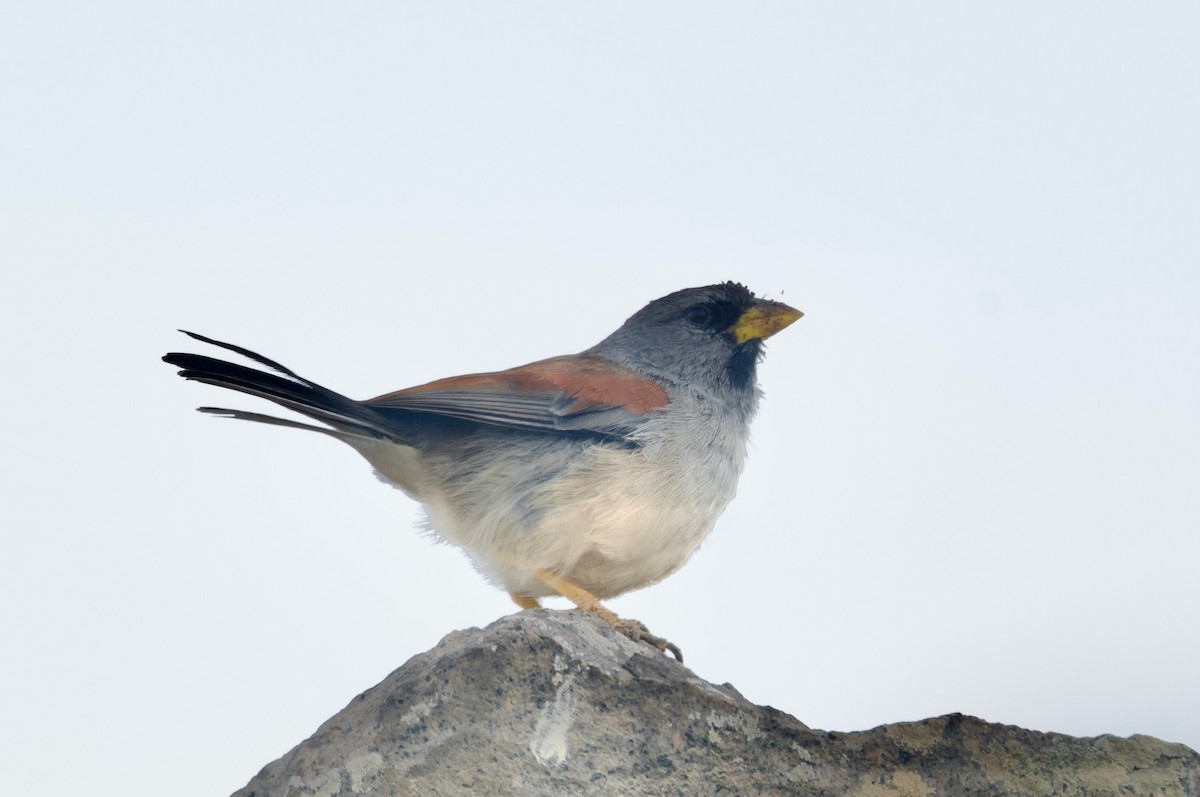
[532,568,684,662]
[565,595,685,662]
[603,613,684,662]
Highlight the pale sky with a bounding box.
[2,3,1197,794]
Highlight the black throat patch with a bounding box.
[726,339,761,391]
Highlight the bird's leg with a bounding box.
[534,569,683,662]
[510,593,541,610]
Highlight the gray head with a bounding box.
[588,282,802,399]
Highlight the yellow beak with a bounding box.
[729,299,803,344]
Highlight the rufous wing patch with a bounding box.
[370,356,668,416]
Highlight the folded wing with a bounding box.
[165,333,669,444]
[366,355,669,439]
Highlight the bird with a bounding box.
[163,282,801,660]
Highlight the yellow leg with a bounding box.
[533,569,683,662]
[510,593,541,610]
[534,570,606,612]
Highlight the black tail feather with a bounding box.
[178,330,303,379]
[163,334,397,440]
[197,407,344,436]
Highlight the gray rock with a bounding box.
[234,610,1199,796]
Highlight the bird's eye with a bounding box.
[685,304,712,327]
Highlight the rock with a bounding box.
[234,610,1199,797]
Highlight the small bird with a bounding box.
[164,282,801,660]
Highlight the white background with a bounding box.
[3,3,1197,794]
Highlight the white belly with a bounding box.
[355,408,750,600]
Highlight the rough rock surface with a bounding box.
[234,610,1198,796]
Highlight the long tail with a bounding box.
[163,331,398,440]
